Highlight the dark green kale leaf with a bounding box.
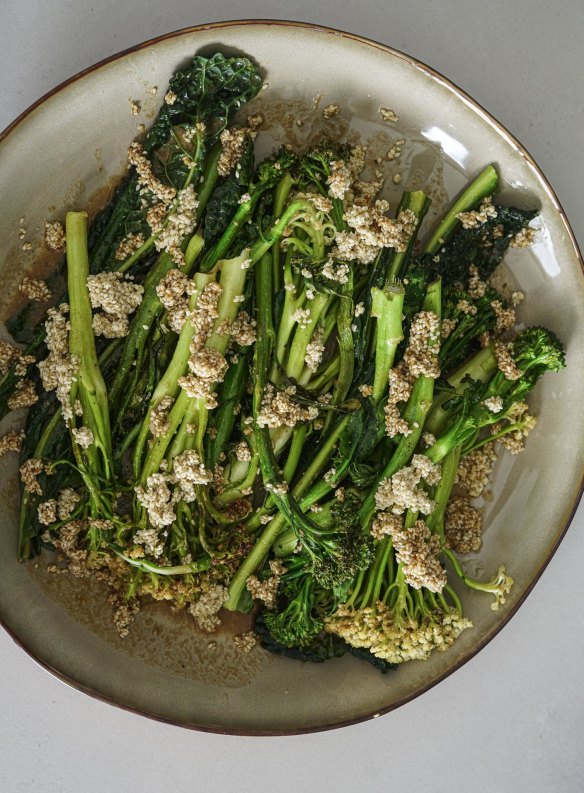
[146,53,263,152]
[404,204,537,320]
[430,204,537,286]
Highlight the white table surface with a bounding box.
[1,2,583,791]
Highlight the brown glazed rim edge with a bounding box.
[1,18,583,737]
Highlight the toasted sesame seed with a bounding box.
[323,103,340,119]
[380,107,398,123]
[19,277,51,302]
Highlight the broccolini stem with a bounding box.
[205,351,250,469]
[307,354,340,392]
[272,173,294,293]
[138,250,249,484]
[66,212,113,487]
[328,270,355,416]
[199,193,265,272]
[464,422,516,453]
[109,234,204,416]
[273,252,302,378]
[243,413,350,533]
[424,345,498,437]
[371,283,405,403]
[386,190,431,282]
[193,142,223,212]
[225,257,351,610]
[425,418,476,465]
[213,456,259,507]
[358,278,442,529]
[425,446,461,543]
[423,164,498,255]
[247,200,314,263]
[285,292,330,381]
[224,253,279,609]
[130,272,210,478]
[111,545,210,576]
[367,538,393,606]
[282,424,309,483]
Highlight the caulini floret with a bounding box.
[325,602,472,664]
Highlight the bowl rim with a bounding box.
[1,17,583,737]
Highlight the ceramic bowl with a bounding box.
[1,20,583,735]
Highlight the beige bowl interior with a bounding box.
[0,21,583,734]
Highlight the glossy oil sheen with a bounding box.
[0,21,583,734]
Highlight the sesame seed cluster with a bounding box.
[234,440,251,462]
[0,429,25,457]
[257,384,319,429]
[456,443,497,498]
[44,220,66,252]
[37,304,78,424]
[87,271,144,339]
[304,326,326,371]
[217,127,255,177]
[494,341,523,381]
[403,311,441,379]
[332,204,416,266]
[391,519,447,593]
[156,268,197,333]
[246,560,287,610]
[510,226,536,248]
[7,378,38,410]
[115,232,145,262]
[175,281,230,408]
[374,454,440,517]
[71,426,94,448]
[384,311,441,439]
[456,196,498,229]
[233,631,258,652]
[445,496,483,554]
[149,395,174,438]
[135,449,213,532]
[19,276,51,302]
[188,584,229,632]
[19,458,46,495]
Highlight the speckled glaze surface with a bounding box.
[0,20,583,735]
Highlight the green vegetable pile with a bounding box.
[1,51,565,668]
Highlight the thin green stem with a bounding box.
[386,190,432,281]
[371,283,405,403]
[424,164,498,255]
